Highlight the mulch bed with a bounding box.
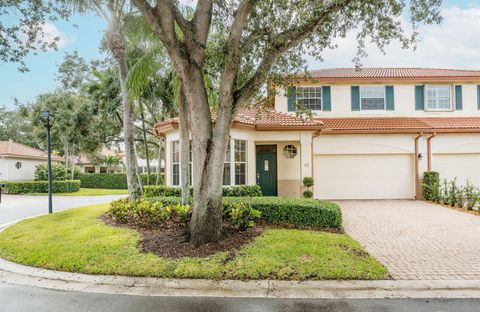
[102,215,344,259]
[102,214,264,259]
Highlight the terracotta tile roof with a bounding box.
[155,108,323,134]
[319,117,480,133]
[307,68,480,79]
[0,140,62,160]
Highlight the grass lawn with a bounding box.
[27,188,128,196]
[0,203,388,280]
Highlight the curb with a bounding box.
[2,219,480,298]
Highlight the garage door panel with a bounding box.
[433,154,480,186]
[314,154,414,200]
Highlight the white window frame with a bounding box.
[359,86,386,111]
[222,139,247,186]
[170,140,192,186]
[296,86,322,111]
[171,141,180,186]
[172,139,247,187]
[233,139,247,185]
[425,85,453,111]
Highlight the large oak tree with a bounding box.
[131,0,442,246]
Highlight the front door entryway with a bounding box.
[256,145,277,196]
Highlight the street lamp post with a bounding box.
[40,111,55,214]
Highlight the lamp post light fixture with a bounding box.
[40,111,55,214]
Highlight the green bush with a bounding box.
[422,171,440,202]
[5,180,81,194]
[79,173,162,189]
[225,202,261,230]
[147,196,342,229]
[108,198,191,226]
[143,184,262,198]
[303,177,314,188]
[34,163,67,181]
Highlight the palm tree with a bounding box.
[69,0,143,201]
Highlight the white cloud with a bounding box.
[307,6,480,69]
[37,22,72,50]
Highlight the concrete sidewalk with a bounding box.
[2,257,480,299]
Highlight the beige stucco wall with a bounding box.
[275,83,480,117]
[164,128,313,197]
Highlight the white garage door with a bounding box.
[433,153,480,186]
[314,154,415,200]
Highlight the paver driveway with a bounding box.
[338,200,480,280]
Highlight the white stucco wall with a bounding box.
[0,158,49,181]
[275,83,480,117]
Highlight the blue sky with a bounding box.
[0,0,478,109]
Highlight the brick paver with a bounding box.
[338,200,480,280]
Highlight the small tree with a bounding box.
[303,177,314,199]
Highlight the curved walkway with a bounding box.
[339,200,480,280]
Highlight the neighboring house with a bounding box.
[155,68,480,200]
[0,140,62,181]
[76,148,164,174]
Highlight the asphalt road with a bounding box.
[0,194,125,225]
[0,284,479,312]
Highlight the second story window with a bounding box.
[360,86,385,110]
[297,87,322,110]
[426,85,452,111]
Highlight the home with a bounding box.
[0,140,62,181]
[155,68,480,200]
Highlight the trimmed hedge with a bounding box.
[143,185,263,198]
[79,173,162,189]
[5,180,81,194]
[146,196,342,229]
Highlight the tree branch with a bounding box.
[235,0,350,106]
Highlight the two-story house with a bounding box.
[155,68,480,200]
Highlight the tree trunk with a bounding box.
[156,139,163,185]
[182,69,229,246]
[64,140,69,174]
[70,152,75,180]
[106,13,143,201]
[178,84,190,205]
[139,101,151,186]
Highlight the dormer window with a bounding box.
[297,87,322,110]
[360,86,385,110]
[426,85,452,111]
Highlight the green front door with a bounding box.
[256,145,277,196]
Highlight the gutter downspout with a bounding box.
[426,133,437,171]
[414,133,423,200]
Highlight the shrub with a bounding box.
[422,171,440,202]
[226,202,261,230]
[34,163,68,181]
[302,190,313,199]
[447,178,460,207]
[147,196,342,229]
[5,180,81,194]
[79,173,162,189]
[302,177,314,198]
[108,198,191,226]
[465,181,479,211]
[143,184,262,198]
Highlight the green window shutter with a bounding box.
[322,86,331,111]
[478,85,480,110]
[415,85,425,111]
[351,86,360,111]
[287,86,296,112]
[385,86,394,111]
[455,85,463,110]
